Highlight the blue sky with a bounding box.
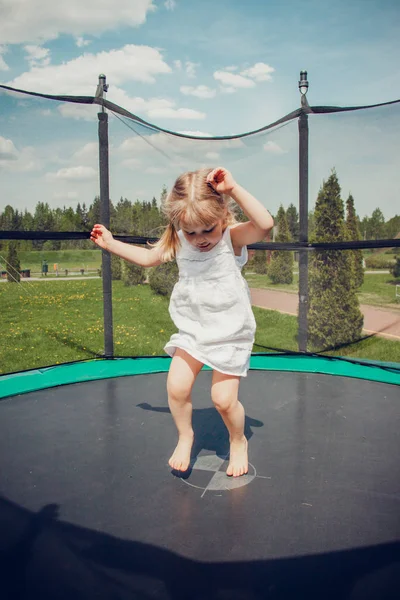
[1,0,399,219]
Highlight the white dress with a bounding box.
[164,226,256,377]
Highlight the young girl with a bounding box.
[90,167,273,477]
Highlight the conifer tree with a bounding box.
[6,242,20,283]
[345,194,364,289]
[308,171,363,350]
[268,205,293,284]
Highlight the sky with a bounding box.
[0,0,399,220]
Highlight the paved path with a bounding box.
[250,288,400,341]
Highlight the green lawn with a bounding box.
[13,249,102,273]
[1,279,399,375]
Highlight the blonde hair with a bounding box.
[153,168,237,262]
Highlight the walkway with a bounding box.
[250,288,400,341]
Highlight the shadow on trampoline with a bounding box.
[1,495,399,600]
[137,402,264,477]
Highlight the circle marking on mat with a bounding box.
[181,454,267,497]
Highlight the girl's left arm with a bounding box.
[228,183,274,248]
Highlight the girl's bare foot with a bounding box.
[169,434,194,471]
[226,436,248,477]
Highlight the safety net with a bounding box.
[0,83,399,378]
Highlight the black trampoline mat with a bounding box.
[1,371,399,599]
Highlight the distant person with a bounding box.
[90,167,273,477]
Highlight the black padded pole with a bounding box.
[298,72,310,352]
[97,75,114,358]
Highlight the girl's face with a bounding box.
[181,219,224,252]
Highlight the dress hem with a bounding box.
[163,342,249,378]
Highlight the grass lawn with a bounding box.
[1,279,399,375]
[14,249,102,273]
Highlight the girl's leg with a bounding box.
[167,348,203,471]
[211,371,248,477]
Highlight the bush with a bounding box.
[111,254,122,280]
[253,250,268,274]
[390,257,400,279]
[149,261,179,296]
[122,262,146,286]
[268,252,293,284]
[6,242,20,283]
[364,255,396,269]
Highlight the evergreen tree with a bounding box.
[286,203,299,241]
[308,170,363,351]
[345,194,364,289]
[253,251,268,274]
[268,205,293,284]
[6,242,20,283]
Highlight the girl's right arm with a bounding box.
[90,224,163,267]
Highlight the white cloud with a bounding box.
[225,66,238,72]
[178,131,213,137]
[185,61,198,78]
[0,141,39,172]
[0,0,156,44]
[220,86,237,94]
[72,142,98,161]
[0,136,18,160]
[24,45,51,67]
[147,104,205,120]
[263,141,286,155]
[76,37,91,48]
[180,85,216,99]
[241,62,274,82]
[214,70,255,90]
[7,44,171,94]
[46,166,97,181]
[164,0,176,10]
[174,60,182,70]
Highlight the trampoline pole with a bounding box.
[97,74,114,358]
[298,71,309,352]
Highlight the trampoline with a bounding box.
[1,79,400,599]
[1,356,400,600]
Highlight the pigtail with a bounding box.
[151,221,180,263]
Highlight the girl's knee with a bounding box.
[167,374,192,403]
[211,387,236,413]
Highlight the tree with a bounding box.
[268,205,293,284]
[122,261,146,286]
[369,208,385,240]
[286,203,299,241]
[345,194,364,289]
[6,242,20,283]
[149,260,179,296]
[253,250,268,274]
[308,170,363,351]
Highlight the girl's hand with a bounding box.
[207,167,237,195]
[90,224,114,251]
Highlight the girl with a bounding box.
[90,167,273,477]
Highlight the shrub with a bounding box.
[149,260,179,296]
[122,262,146,286]
[253,250,268,274]
[365,254,396,270]
[390,257,400,279]
[111,254,122,280]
